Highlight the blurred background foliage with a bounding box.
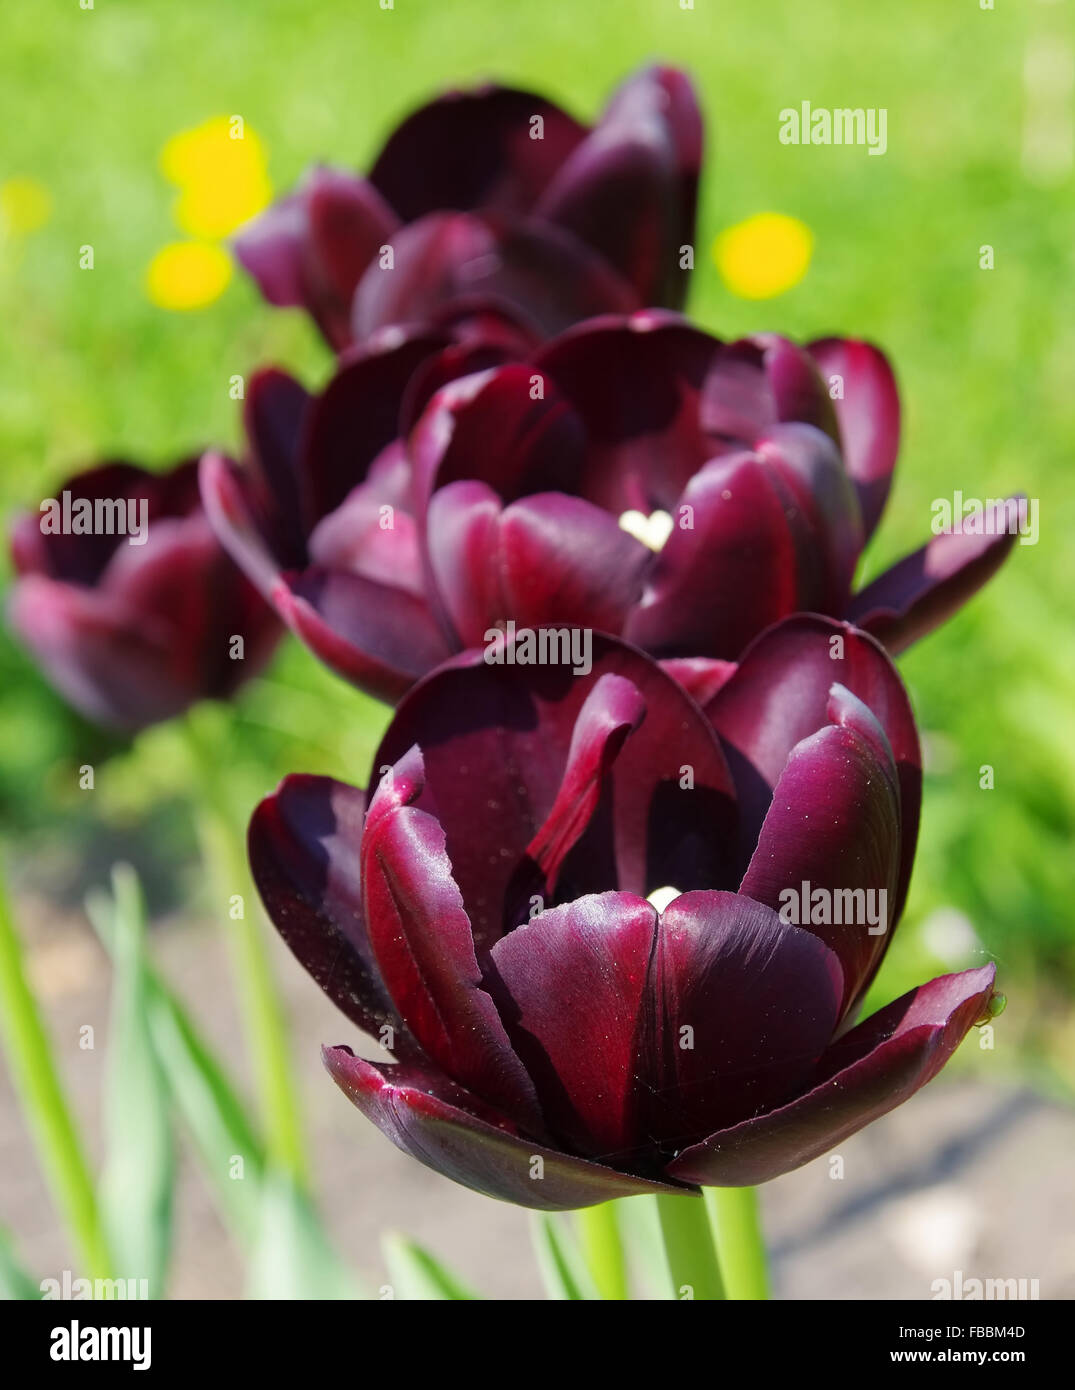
[0,0,1071,1087]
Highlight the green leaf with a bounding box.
[89,884,266,1245]
[96,866,175,1300]
[381,1232,482,1301]
[0,1227,40,1301]
[143,975,266,1244]
[530,1214,599,1300]
[615,1194,670,1300]
[246,1171,360,1300]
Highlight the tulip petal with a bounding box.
[666,964,996,1186]
[534,313,717,512]
[323,1045,690,1209]
[199,451,282,600]
[241,368,310,569]
[649,891,843,1147]
[486,892,659,1163]
[352,211,639,343]
[739,685,902,1012]
[538,66,702,308]
[368,85,588,221]
[361,751,542,1126]
[623,450,803,659]
[522,674,646,896]
[410,363,586,519]
[425,482,651,648]
[273,568,452,704]
[298,329,450,528]
[807,337,900,538]
[234,168,399,349]
[248,774,420,1051]
[14,460,200,586]
[706,615,920,911]
[700,335,838,450]
[8,574,187,730]
[375,635,737,947]
[848,498,1021,653]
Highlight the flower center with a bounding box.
[618,507,674,551]
[646,885,682,913]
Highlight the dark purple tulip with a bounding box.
[249,616,998,1208]
[8,459,281,731]
[202,314,1019,703]
[234,67,702,349]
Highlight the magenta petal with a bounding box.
[361,752,542,1127]
[8,575,185,730]
[323,1046,690,1209]
[806,337,900,538]
[298,330,449,528]
[273,568,452,703]
[650,892,843,1146]
[352,211,639,343]
[241,368,310,568]
[623,450,804,659]
[659,657,738,708]
[739,686,903,1013]
[700,335,837,449]
[248,775,418,1051]
[374,635,737,946]
[410,363,586,518]
[848,498,1021,653]
[425,482,651,647]
[706,615,920,897]
[666,964,997,1186]
[523,674,646,893]
[199,452,281,600]
[534,313,718,512]
[234,167,397,349]
[368,85,588,221]
[487,892,658,1163]
[755,422,864,608]
[537,66,702,308]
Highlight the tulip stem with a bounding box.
[704,1187,769,1299]
[655,1192,726,1300]
[183,712,309,1188]
[577,1202,629,1300]
[0,860,112,1280]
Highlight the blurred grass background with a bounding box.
[0,0,1071,1086]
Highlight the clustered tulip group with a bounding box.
[9,66,1011,1212]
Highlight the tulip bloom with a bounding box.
[203,314,1018,704]
[234,66,701,349]
[250,616,998,1209]
[9,459,281,731]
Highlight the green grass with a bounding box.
[1,1,1072,1063]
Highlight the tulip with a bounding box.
[234,67,702,349]
[202,314,1019,704]
[249,615,998,1209]
[8,458,281,731]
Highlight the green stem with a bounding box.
[577,1202,628,1300]
[655,1192,726,1300]
[184,714,308,1187]
[0,862,111,1279]
[704,1187,769,1300]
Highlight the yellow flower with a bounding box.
[713,212,814,299]
[0,177,52,237]
[160,116,271,240]
[145,242,232,311]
